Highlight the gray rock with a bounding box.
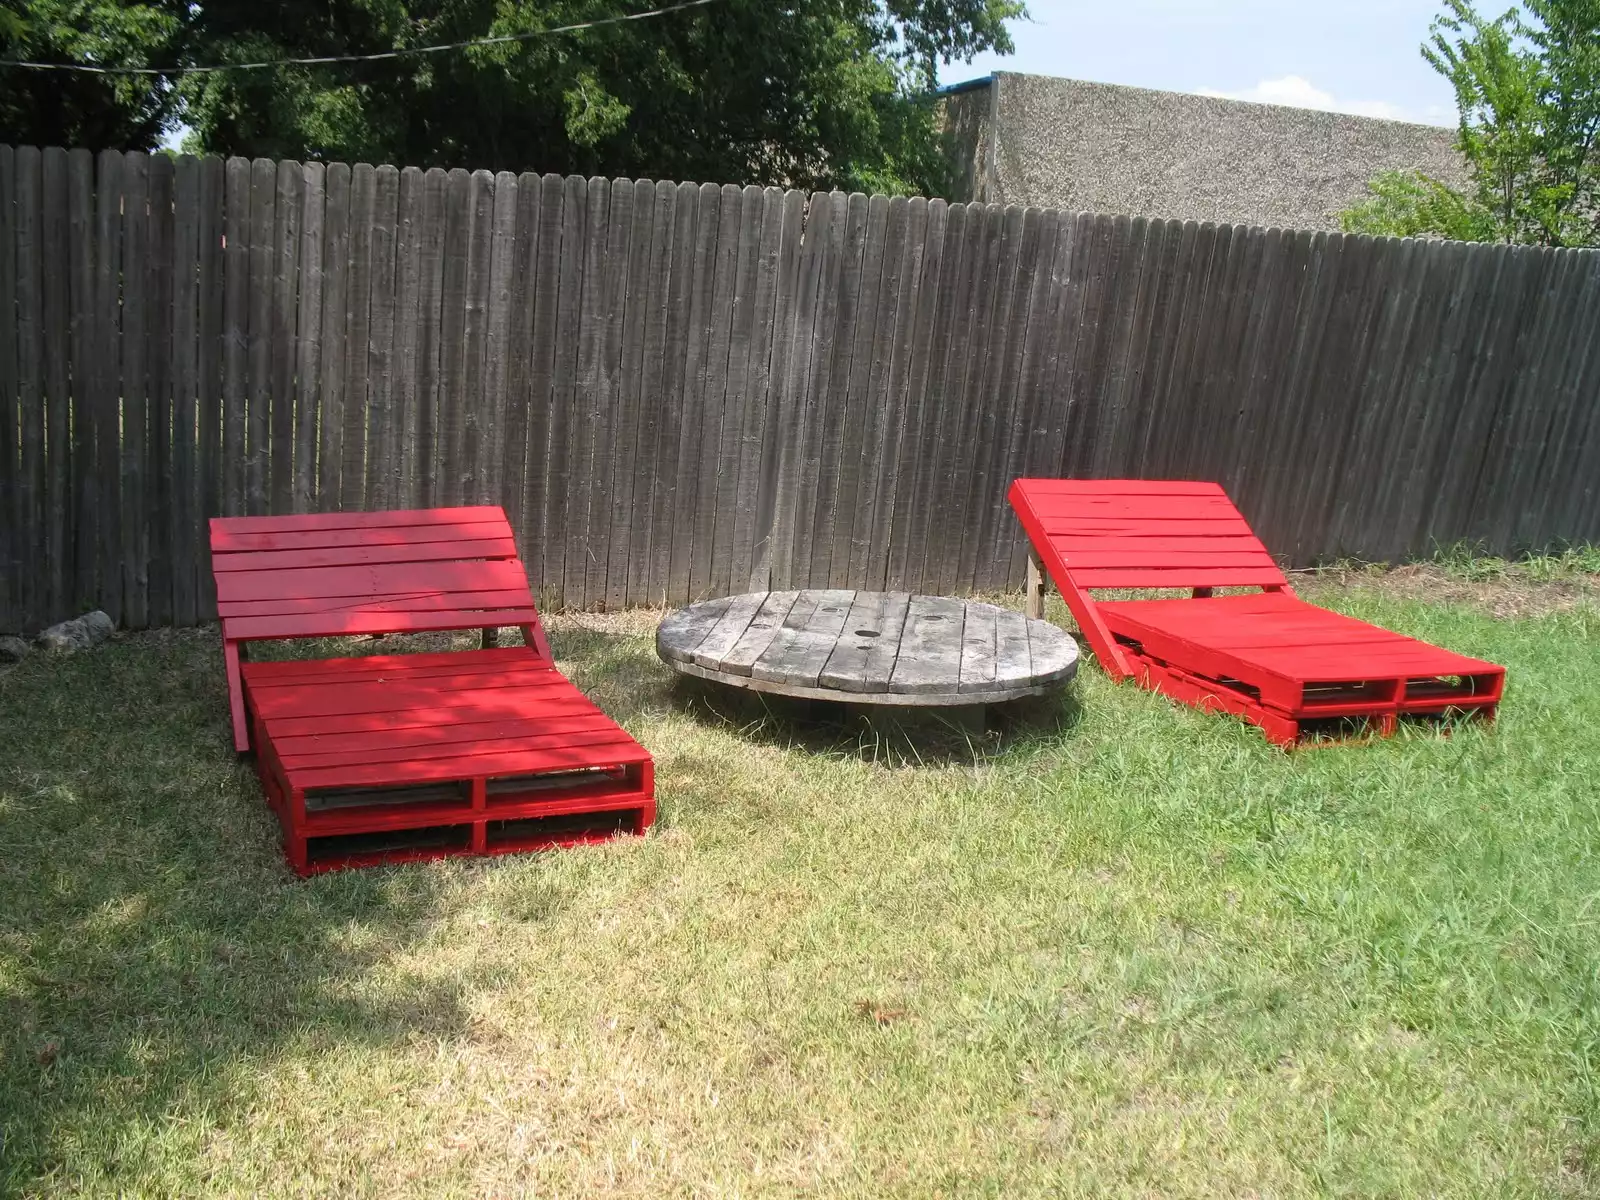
[0,634,29,664]
[36,610,116,654]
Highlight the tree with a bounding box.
[1342,0,1600,246]
[0,1,189,150]
[177,0,1024,194]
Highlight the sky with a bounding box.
[937,0,1461,127]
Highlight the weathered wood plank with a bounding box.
[338,162,375,511]
[220,159,251,523]
[434,167,471,508]
[697,182,748,600]
[889,594,967,695]
[93,149,126,620]
[633,180,683,605]
[411,167,447,507]
[583,176,628,608]
[169,154,201,627]
[884,197,945,591]
[244,157,275,517]
[818,590,910,692]
[566,175,610,608]
[1026,613,1080,682]
[41,147,71,623]
[719,590,801,673]
[0,146,15,628]
[195,155,224,618]
[831,192,890,589]
[851,194,909,590]
[791,191,847,588]
[13,146,45,629]
[758,188,816,591]
[478,170,517,510]
[315,162,350,509]
[143,152,175,627]
[994,609,1031,681]
[459,169,495,508]
[606,176,656,611]
[807,191,866,589]
[687,590,768,668]
[267,158,301,517]
[118,152,151,628]
[729,186,785,593]
[522,173,565,594]
[220,157,251,518]
[542,173,586,600]
[958,601,998,693]
[292,162,325,513]
[708,183,764,599]
[751,588,855,687]
[500,171,541,545]
[665,182,719,604]
[654,592,734,659]
[67,149,97,609]
[363,164,400,508]
[390,166,424,507]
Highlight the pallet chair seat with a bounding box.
[209,506,653,873]
[1008,479,1504,746]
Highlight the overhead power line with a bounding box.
[0,0,721,76]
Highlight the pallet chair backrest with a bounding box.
[1007,479,1288,678]
[209,505,550,655]
[209,505,552,754]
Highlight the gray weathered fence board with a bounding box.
[4,147,1600,635]
[67,150,96,607]
[41,148,70,622]
[316,162,350,511]
[364,165,401,509]
[14,147,44,630]
[292,162,325,514]
[119,151,150,629]
[170,155,200,627]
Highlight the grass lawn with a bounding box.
[2,567,1598,1196]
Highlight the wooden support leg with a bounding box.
[224,639,250,754]
[1026,551,1047,620]
[482,626,499,649]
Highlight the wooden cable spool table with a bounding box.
[656,590,1078,711]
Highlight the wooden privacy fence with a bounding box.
[3,144,1600,633]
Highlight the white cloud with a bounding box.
[1198,75,1427,124]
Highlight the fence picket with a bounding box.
[4,144,1600,633]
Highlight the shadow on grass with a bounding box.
[664,675,1084,767]
[0,629,566,1190]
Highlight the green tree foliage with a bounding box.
[1342,0,1600,245]
[0,2,188,149]
[2,1,1024,194]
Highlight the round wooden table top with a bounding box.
[656,590,1079,706]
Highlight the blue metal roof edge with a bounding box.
[933,74,995,97]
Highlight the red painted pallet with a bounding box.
[1008,479,1505,747]
[210,505,550,753]
[209,506,654,874]
[246,649,654,875]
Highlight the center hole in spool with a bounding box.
[855,629,880,638]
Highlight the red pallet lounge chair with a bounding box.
[1008,479,1504,746]
[210,506,653,873]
